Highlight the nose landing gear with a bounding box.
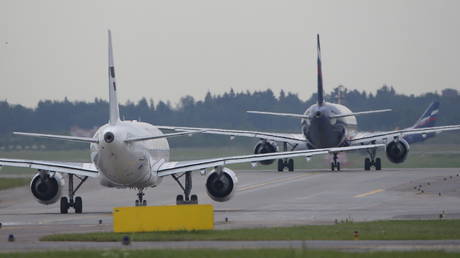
[135,188,147,206]
[277,142,296,172]
[330,152,341,171]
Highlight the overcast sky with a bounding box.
[1,0,459,107]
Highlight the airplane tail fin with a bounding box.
[316,34,324,106]
[108,30,120,125]
[412,101,440,129]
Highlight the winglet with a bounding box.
[108,30,120,125]
[316,34,324,106]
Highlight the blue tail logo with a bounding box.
[413,101,439,129]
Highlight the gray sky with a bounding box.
[1,0,459,107]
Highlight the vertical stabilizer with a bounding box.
[108,30,120,124]
[316,34,324,106]
[412,101,440,128]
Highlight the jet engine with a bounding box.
[386,138,410,164]
[30,171,65,205]
[205,167,238,202]
[253,140,278,165]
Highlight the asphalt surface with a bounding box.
[1,167,460,252]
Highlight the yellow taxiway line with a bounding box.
[354,188,384,198]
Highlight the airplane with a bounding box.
[0,31,384,214]
[157,35,460,172]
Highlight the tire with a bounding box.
[191,194,198,204]
[288,159,294,172]
[176,195,184,205]
[60,197,69,214]
[375,158,382,171]
[74,196,83,214]
[277,159,284,172]
[364,158,371,171]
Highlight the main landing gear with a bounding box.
[364,147,381,171]
[60,174,88,214]
[172,171,198,205]
[277,142,296,172]
[135,188,147,206]
[331,152,341,171]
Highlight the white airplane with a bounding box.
[0,31,389,214]
[157,35,460,172]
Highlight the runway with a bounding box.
[1,167,460,252]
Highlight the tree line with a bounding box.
[0,85,459,148]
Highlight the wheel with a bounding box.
[191,194,198,204]
[60,197,69,214]
[176,194,184,205]
[364,158,371,171]
[375,158,382,171]
[288,159,294,172]
[74,196,83,214]
[331,162,335,171]
[337,162,341,171]
[277,159,284,172]
[142,200,147,206]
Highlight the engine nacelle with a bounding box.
[386,138,410,164]
[253,140,278,165]
[30,171,64,205]
[205,167,238,202]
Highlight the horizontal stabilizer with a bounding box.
[14,132,98,143]
[329,109,392,119]
[247,111,309,119]
[124,130,204,143]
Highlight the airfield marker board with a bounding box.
[113,204,214,232]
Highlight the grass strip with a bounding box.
[0,177,29,191]
[41,220,460,242]
[0,249,459,258]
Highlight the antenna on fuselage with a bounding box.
[108,30,121,125]
[316,34,324,106]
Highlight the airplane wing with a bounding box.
[350,125,460,145]
[157,125,306,145]
[0,158,99,177]
[157,144,383,176]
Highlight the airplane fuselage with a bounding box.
[301,102,358,148]
[90,121,169,188]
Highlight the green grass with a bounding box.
[0,177,29,190]
[41,220,460,242]
[0,249,458,258]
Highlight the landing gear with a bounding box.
[172,171,198,205]
[277,159,294,172]
[364,147,381,171]
[330,152,341,171]
[60,174,88,214]
[135,188,147,206]
[277,142,295,172]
